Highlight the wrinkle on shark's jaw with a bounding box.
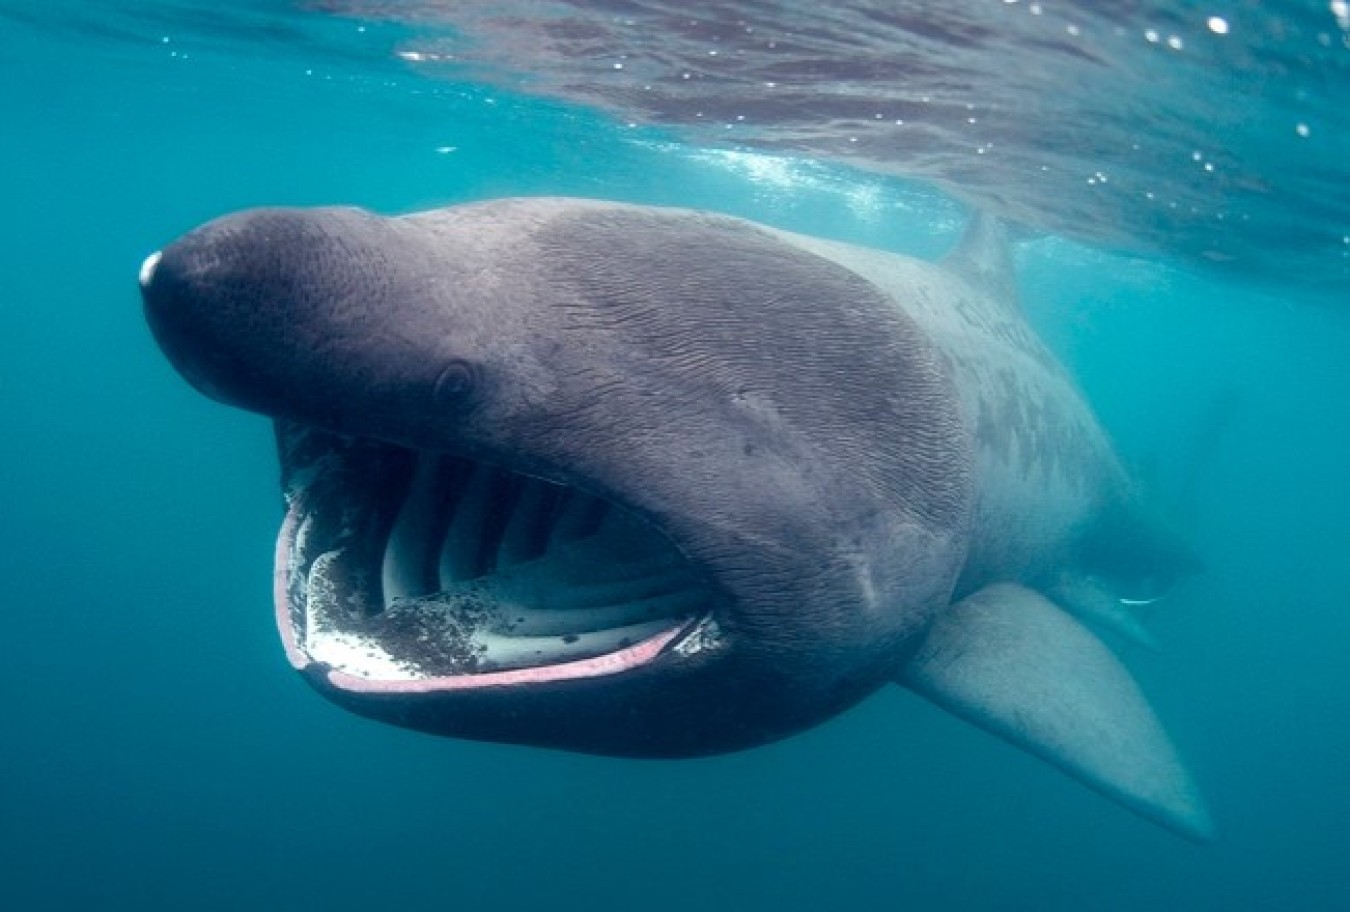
[272,423,724,694]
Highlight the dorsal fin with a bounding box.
[942,211,1018,305]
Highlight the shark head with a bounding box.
[140,198,972,756]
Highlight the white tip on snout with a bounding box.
[139,250,162,288]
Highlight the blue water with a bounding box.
[2,2,1348,909]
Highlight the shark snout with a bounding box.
[139,207,451,440]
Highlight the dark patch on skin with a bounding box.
[969,355,1101,493]
[357,591,494,675]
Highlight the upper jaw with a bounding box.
[271,422,726,694]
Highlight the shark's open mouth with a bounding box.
[273,424,718,692]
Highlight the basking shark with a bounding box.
[140,197,1211,840]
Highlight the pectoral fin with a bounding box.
[900,582,1213,842]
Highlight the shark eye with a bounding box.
[433,359,479,408]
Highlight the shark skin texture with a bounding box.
[140,198,1212,841]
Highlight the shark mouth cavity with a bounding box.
[273,425,718,694]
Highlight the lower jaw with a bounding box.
[289,618,703,695]
[290,623,828,761]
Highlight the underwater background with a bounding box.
[2,1,1348,909]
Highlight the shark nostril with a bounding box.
[138,250,162,289]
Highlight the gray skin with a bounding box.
[141,198,1209,840]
